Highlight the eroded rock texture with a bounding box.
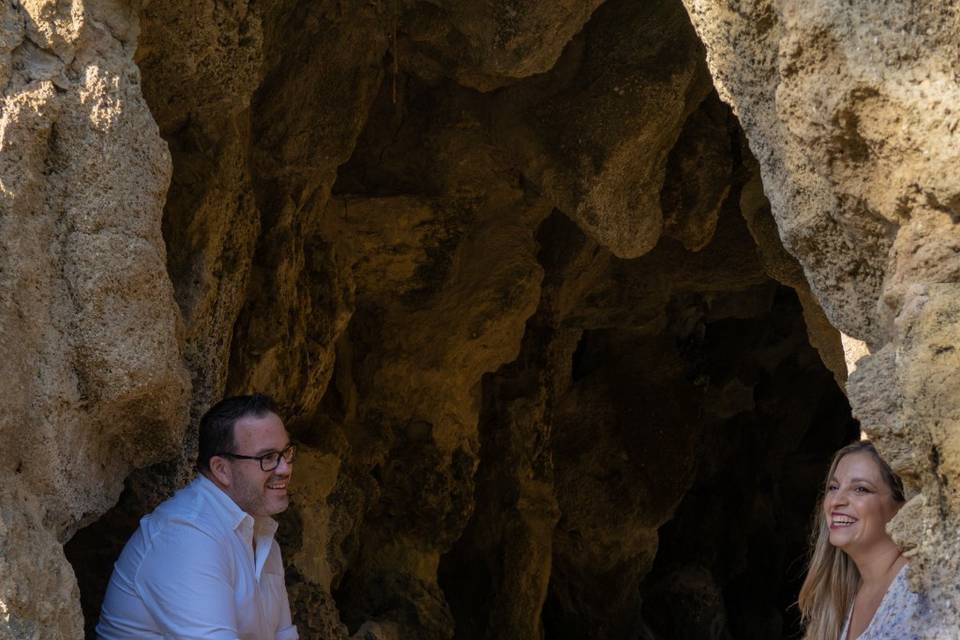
[682,0,960,631]
[1,0,954,639]
[0,0,189,637]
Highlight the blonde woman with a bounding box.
[798,441,920,639]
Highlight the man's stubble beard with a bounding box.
[232,469,289,517]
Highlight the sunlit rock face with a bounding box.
[2,0,953,639]
[0,1,189,637]
[681,0,960,631]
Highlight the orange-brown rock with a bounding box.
[2,0,954,638]
[683,0,960,629]
[0,1,189,636]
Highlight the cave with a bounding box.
[3,0,959,638]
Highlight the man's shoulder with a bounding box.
[143,477,229,538]
[109,479,237,594]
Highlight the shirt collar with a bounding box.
[193,475,280,580]
[254,514,279,538]
[194,474,261,532]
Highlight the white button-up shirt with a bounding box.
[97,475,298,640]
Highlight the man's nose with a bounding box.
[275,456,293,475]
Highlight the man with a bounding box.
[97,394,299,639]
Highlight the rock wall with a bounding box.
[681,0,960,632]
[0,0,189,636]
[0,0,953,639]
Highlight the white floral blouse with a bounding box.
[840,564,921,640]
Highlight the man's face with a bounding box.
[223,412,293,517]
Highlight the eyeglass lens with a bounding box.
[261,445,296,471]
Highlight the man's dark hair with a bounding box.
[197,393,280,472]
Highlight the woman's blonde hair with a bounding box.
[797,440,905,640]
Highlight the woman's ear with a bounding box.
[209,455,232,488]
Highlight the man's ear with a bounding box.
[209,456,232,487]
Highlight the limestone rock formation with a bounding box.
[401,0,604,90]
[848,286,960,635]
[0,1,189,637]
[1,0,955,638]
[682,0,960,631]
[500,0,714,259]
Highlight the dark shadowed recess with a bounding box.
[439,213,858,639]
[634,290,858,640]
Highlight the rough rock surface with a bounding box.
[681,0,960,631]
[501,0,714,259]
[0,0,189,637]
[1,0,954,639]
[401,0,604,91]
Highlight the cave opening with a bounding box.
[436,210,859,640]
[58,0,866,638]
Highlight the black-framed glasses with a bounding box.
[217,444,296,471]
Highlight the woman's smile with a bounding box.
[829,512,857,529]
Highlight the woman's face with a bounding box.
[822,451,902,554]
